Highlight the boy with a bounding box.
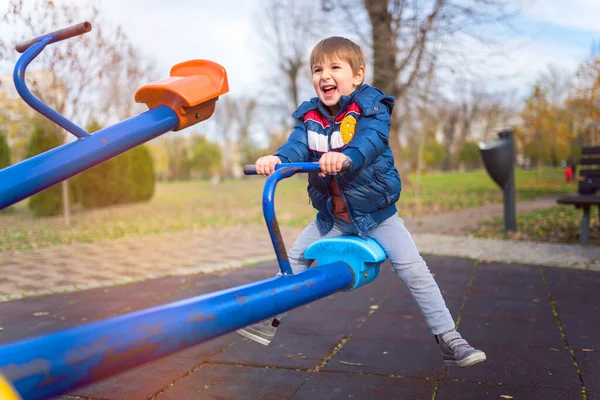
[237,36,486,368]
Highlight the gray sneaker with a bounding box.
[236,318,280,346]
[436,329,486,367]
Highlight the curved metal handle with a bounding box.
[15,21,92,53]
[243,159,353,175]
[246,159,354,275]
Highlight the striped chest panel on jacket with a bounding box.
[303,102,362,153]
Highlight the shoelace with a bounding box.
[441,331,471,351]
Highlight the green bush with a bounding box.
[0,132,13,214]
[458,141,483,169]
[125,144,155,202]
[0,132,10,169]
[75,121,155,208]
[25,123,63,217]
[78,144,155,208]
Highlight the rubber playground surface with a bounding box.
[0,254,597,400]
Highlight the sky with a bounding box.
[1,0,600,122]
[93,0,600,98]
[100,0,266,98]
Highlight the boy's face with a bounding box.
[312,57,364,115]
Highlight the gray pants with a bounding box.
[280,214,455,335]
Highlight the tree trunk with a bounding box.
[365,0,398,95]
[415,132,425,214]
[62,179,70,226]
[365,0,409,181]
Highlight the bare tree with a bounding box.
[322,0,524,174]
[254,0,327,128]
[212,96,240,178]
[235,97,258,165]
[0,0,155,224]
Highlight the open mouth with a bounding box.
[322,85,336,97]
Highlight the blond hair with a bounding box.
[310,37,365,82]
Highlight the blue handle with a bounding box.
[243,160,352,175]
[244,160,353,275]
[13,23,92,139]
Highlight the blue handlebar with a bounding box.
[244,160,353,275]
[243,160,353,175]
[14,22,93,139]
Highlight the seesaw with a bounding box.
[0,22,387,400]
[0,21,228,210]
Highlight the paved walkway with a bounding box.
[0,197,597,301]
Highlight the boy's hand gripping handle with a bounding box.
[243,159,353,175]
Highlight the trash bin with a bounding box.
[479,129,516,233]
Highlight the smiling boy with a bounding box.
[238,36,486,368]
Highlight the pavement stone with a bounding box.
[0,205,598,300]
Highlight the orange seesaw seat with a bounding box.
[135,60,228,131]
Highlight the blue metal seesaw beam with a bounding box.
[0,264,354,400]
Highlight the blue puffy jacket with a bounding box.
[275,84,401,236]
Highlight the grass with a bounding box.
[0,168,574,252]
[470,206,600,246]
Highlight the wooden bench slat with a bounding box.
[579,157,600,165]
[557,194,600,205]
[580,169,600,178]
[578,181,600,191]
[581,146,600,154]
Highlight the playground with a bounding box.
[0,19,599,400]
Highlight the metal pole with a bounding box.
[581,206,590,244]
[499,130,517,234]
[0,262,354,400]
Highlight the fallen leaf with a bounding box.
[370,305,379,310]
[340,361,369,366]
[285,353,307,359]
[383,352,388,355]
[549,348,560,352]
[500,395,513,399]
[582,349,594,352]
[33,312,49,317]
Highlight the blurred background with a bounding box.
[0,0,598,247]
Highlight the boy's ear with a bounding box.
[353,66,365,87]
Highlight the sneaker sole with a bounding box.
[235,329,272,346]
[444,352,487,368]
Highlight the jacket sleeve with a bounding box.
[274,119,310,163]
[342,102,392,171]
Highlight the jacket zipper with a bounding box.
[328,116,362,236]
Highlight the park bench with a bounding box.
[556,146,600,244]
